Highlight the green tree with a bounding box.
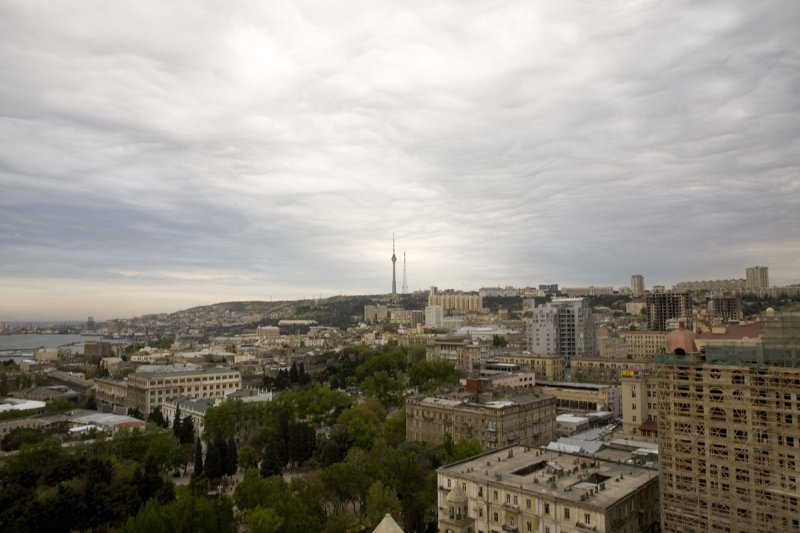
[238,444,260,471]
[148,406,168,428]
[193,437,204,476]
[364,480,402,529]
[245,506,284,533]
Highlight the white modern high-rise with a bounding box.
[631,274,644,297]
[526,298,595,359]
[746,265,769,290]
[425,305,443,328]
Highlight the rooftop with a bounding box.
[439,445,658,510]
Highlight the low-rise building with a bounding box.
[492,353,566,381]
[571,357,654,385]
[620,372,659,439]
[406,386,555,451]
[620,330,667,359]
[426,336,489,374]
[437,445,660,533]
[536,380,622,419]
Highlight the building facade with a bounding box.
[406,388,555,451]
[493,353,566,381]
[526,298,596,359]
[746,265,769,290]
[645,293,692,331]
[620,372,659,438]
[427,336,490,374]
[631,275,644,297]
[437,446,660,533]
[428,292,483,312]
[126,366,241,414]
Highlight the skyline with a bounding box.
[1,0,799,320]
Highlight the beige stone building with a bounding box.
[406,386,555,451]
[493,353,566,381]
[126,366,241,414]
[94,377,129,414]
[571,357,654,385]
[437,446,660,533]
[428,293,483,312]
[620,373,658,439]
[620,330,667,359]
[427,336,489,374]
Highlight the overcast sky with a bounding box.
[1,0,799,321]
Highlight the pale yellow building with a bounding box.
[537,380,621,418]
[427,293,483,312]
[126,366,241,414]
[406,387,555,451]
[437,446,660,533]
[620,330,667,359]
[493,353,566,381]
[620,373,658,439]
[571,357,654,385]
[427,336,489,374]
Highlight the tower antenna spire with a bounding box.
[391,233,397,300]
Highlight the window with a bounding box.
[447,479,451,488]
[527,522,532,532]
[478,486,483,497]
[506,494,510,504]
[493,512,498,522]
[545,503,550,514]
[526,499,531,509]
[513,496,518,506]
[564,508,570,519]
[494,491,498,501]
[585,513,591,525]
[509,518,515,527]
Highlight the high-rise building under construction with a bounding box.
[657,311,800,532]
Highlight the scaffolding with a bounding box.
[656,312,800,532]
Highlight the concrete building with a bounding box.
[256,326,280,341]
[536,380,622,419]
[571,357,654,385]
[620,372,659,439]
[526,298,596,360]
[746,265,769,290]
[126,366,241,414]
[673,279,746,292]
[631,275,644,297]
[427,292,483,312]
[427,336,489,374]
[620,330,667,359]
[492,353,566,381]
[406,385,555,451]
[562,286,614,297]
[645,292,692,331]
[657,311,800,532]
[707,296,742,321]
[437,446,660,533]
[425,305,444,328]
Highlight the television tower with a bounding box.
[391,233,397,300]
[402,251,408,294]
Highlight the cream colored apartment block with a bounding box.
[494,353,566,381]
[427,336,489,374]
[537,381,621,418]
[620,331,667,359]
[406,391,555,450]
[126,367,241,414]
[571,357,654,385]
[620,374,658,439]
[94,378,129,412]
[437,446,660,533]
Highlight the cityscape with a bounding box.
[2,1,799,533]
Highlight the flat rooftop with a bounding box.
[131,366,238,379]
[439,445,658,510]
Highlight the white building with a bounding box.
[526,298,596,360]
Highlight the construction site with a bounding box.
[657,311,800,532]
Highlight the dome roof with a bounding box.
[665,323,697,354]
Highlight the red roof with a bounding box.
[639,420,658,432]
[695,322,761,341]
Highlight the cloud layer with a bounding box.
[1,0,798,319]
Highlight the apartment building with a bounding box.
[536,380,622,419]
[526,298,596,360]
[620,372,659,438]
[491,353,566,381]
[427,336,489,373]
[406,386,555,450]
[620,330,667,359]
[437,446,660,533]
[658,311,800,532]
[126,366,241,414]
[571,357,654,385]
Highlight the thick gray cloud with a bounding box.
[1,0,798,319]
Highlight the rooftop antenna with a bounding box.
[402,251,408,294]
